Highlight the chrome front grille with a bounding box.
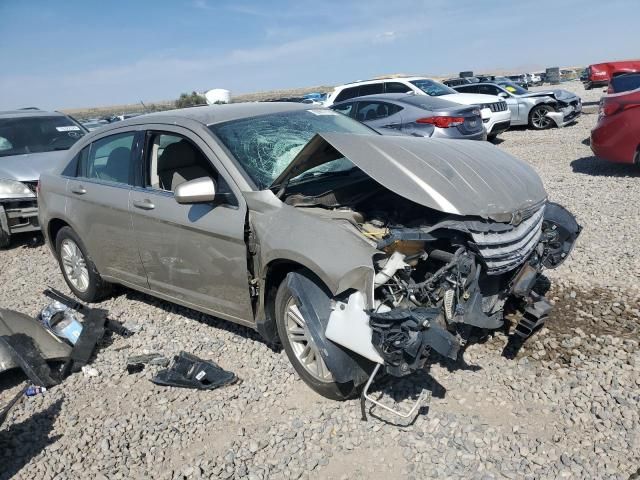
[481,102,508,112]
[469,206,545,275]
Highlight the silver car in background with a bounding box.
[330,93,490,140]
[38,103,580,401]
[453,82,582,130]
[0,109,86,247]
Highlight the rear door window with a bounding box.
[80,132,136,185]
[358,83,384,96]
[610,74,640,93]
[355,101,402,121]
[334,87,360,103]
[384,82,411,93]
[455,85,479,94]
[478,85,502,96]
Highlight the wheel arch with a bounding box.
[256,258,326,345]
[46,218,72,258]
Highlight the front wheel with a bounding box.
[55,226,112,302]
[275,274,358,400]
[529,104,554,130]
[0,229,9,249]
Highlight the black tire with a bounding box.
[55,226,111,302]
[275,273,359,400]
[0,228,9,249]
[529,104,554,130]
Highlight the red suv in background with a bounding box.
[582,60,640,90]
[590,88,640,165]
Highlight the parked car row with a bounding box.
[324,75,579,137]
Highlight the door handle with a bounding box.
[70,185,86,195]
[133,199,155,210]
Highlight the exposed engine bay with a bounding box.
[285,176,582,378]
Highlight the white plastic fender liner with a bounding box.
[325,292,384,364]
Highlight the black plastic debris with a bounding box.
[60,307,106,377]
[126,353,170,374]
[0,385,27,427]
[0,334,61,387]
[151,352,236,390]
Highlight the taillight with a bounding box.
[602,100,621,116]
[416,116,465,128]
[600,97,640,117]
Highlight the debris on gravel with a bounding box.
[0,80,638,480]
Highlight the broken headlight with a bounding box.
[541,202,581,269]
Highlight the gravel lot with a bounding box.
[1,80,638,480]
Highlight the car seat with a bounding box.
[157,140,211,191]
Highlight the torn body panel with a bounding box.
[244,189,378,303]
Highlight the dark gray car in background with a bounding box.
[0,110,86,247]
[38,103,580,400]
[330,93,488,140]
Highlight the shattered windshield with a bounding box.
[0,116,86,158]
[209,109,373,189]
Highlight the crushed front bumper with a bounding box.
[547,101,582,127]
[0,199,40,235]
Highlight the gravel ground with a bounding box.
[1,80,638,480]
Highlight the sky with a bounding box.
[1,0,638,110]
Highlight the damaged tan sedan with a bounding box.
[38,103,580,404]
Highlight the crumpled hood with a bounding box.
[272,132,547,220]
[520,89,577,102]
[0,150,68,182]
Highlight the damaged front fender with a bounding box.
[244,190,378,304]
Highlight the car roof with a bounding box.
[0,110,68,120]
[333,93,417,104]
[105,102,314,130]
[335,77,429,88]
[333,93,467,111]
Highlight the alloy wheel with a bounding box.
[285,297,334,382]
[60,238,89,292]
[531,106,553,129]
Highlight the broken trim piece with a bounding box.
[151,352,237,390]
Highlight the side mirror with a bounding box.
[174,177,216,204]
[498,92,509,99]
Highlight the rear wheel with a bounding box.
[275,274,358,400]
[55,226,111,302]
[529,104,554,130]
